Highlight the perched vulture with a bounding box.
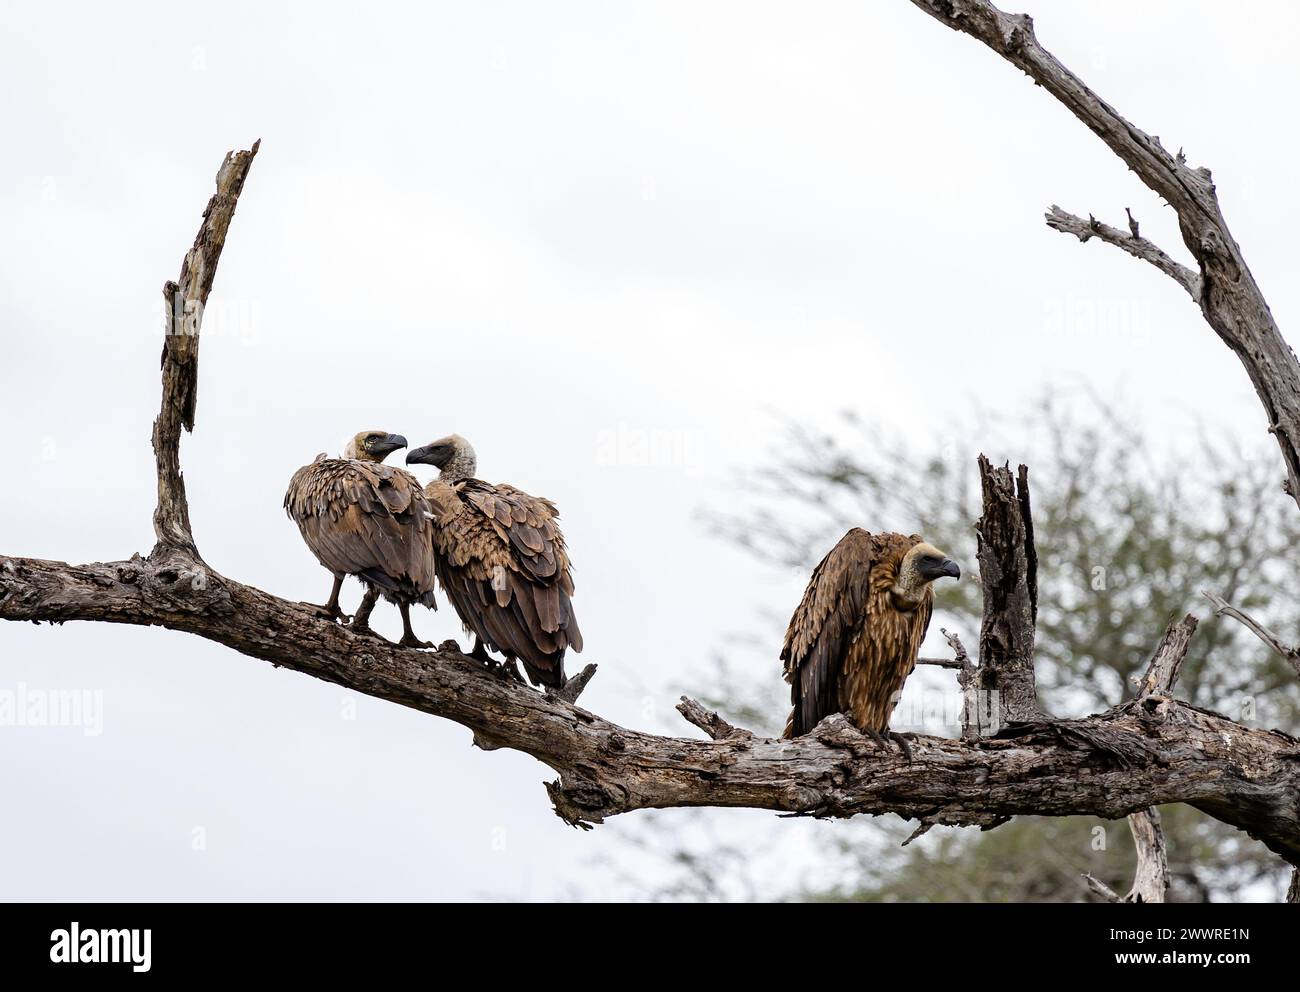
[406,435,581,688]
[781,529,960,746]
[284,430,439,648]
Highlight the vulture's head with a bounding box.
[897,541,961,598]
[406,434,478,482]
[342,430,409,463]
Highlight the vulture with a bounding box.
[284,429,439,648]
[405,435,582,688]
[781,529,960,749]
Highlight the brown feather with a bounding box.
[423,476,581,687]
[781,529,933,738]
[285,456,438,609]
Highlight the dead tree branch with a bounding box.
[1202,590,1300,681]
[1137,614,1200,701]
[910,0,1300,508]
[153,141,260,557]
[972,457,1042,728]
[1090,617,1199,904]
[1044,206,1201,299]
[675,697,756,741]
[1082,809,1169,904]
[4,552,1300,859]
[1124,808,1170,903]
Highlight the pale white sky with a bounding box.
[2,0,1297,900]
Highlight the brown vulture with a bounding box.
[781,529,960,749]
[405,434,582,688]
[284,429,439,648]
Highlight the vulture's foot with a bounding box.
[495,658,528,685]
[303,602,350,623]
[860,727,913,762]
[345,620,387,642]
[860,726,885,748]
[398,633,433,650]
[470,639,493,664]
[888,731,915,763]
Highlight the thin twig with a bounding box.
[1045,206,1201,299]
[1202,590,1300,680]
[1082,873,1123,903]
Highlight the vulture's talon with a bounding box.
[399,635,433,650]
[302,602,348,623]
[889,732,915,763]
[347,622,385,642]
[494,659,527,684]
[860,726,886,749]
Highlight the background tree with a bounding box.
[619,395,1300,901]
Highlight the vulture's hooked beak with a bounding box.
[920,557,961,581]
[371,433,409,459]
[406,444,435,466]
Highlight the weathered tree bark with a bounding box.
[152,141,259,557]
[4,551,1300,863]
[971,457,1042,728]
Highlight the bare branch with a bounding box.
[919,629,974,671]
[1045,206,1201,299]
[1082,809,1169,903]
[676,696,755,741]
[910,0,1300,508]
[1202,590,1300,681]
[153,141,260,556]
[1081,872,1123,903]
[550,663,599,705]
[917,656,965,669]
[1136,614,1199,699]
[1125,808,1169,903]
[2,554,1298,860]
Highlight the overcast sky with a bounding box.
[3,0,1298,900]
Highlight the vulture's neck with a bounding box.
[891,563,931,611]
[439,452,477,484]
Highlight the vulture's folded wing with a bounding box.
[780,528,877,738]
[462,482,570,586]
[285,459,437,601]
[436,480,582,685]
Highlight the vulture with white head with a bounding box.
[782,529,960,751]
[285,429,438,648]
[406,434,582,688]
